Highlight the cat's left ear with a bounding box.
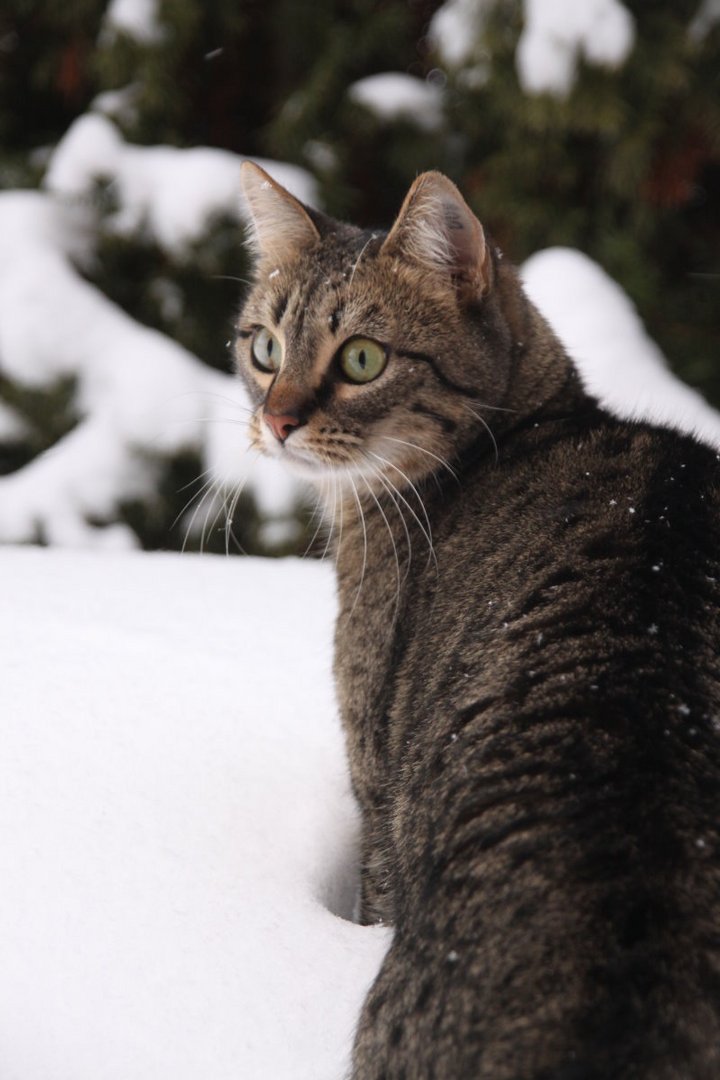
[381,172,492,302]
[241,161,320,261]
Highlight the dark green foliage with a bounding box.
[0,373,80,474]
[441,2,720,399]
[0,2,105,187]
[266,0,446,222]
[94,0,254,148]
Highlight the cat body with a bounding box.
[337,415,720,1080]
[236,163,720,1078]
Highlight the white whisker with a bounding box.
[465,397,517,414]
[360,472,402,623]
[346,471,369,616]
[377,434,458,482]
[202,475,230,554]
[336,470,345,563]
[348,234,377,287]
[463,404,499,464]
[365,450,437,572]
[167,389,254,415]
[211,274,253,286]
[224,474,252,556]
[360,452,413,581]
[302,477,331,558]
[320,475,338,562]
[177,470,222,553]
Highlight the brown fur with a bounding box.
[236,164,720,1079]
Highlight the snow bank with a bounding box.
[347,73,444,131]
[522,247,720,448]
[0,190,300,547]
[0,547,391,1080]
[46,114,317,256]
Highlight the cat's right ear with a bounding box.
[381,172,492,303]
[240,161,320,261]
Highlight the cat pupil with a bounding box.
[358,350,366,368]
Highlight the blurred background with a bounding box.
[0,0,718,555]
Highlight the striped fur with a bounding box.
[237,165,720,1078]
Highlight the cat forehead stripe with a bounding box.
[329,305,344,334]
[272,292,289,326]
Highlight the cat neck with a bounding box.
[459,265,599,471]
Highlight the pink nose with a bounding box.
[264,411,301,444]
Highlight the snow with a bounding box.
[430,0,635,98]
[0,400,28,441]
[516,0,635,97]
[0,189,300,547]
[99,0,164,45]
[428,0,496,69]
[46,113,318,255]
[689,0,720,40]
[522,247,720,448]
[347,73,444,131]
[0,547,390,1080]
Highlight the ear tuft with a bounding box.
[240,161,320,261]
[381,172,491,301]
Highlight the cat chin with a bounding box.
[265,442,339,483]
[261,431,418,491]
[282,455,335,482]
[266,443,386,490]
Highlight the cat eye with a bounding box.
[339,338,387,384]
[251,326,282,373]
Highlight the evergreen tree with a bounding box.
[443,0,720,403]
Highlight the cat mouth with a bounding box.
[269,439,342,479]
[260,425,382,483]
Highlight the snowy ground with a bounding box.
[0,548,390,1080]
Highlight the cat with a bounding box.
[236,161,720,1079]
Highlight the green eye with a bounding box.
[251,327,282,373]
[339,338,387,384]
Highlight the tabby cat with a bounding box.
[236,162,720,1079]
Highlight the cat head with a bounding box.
[235,163,521,490]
